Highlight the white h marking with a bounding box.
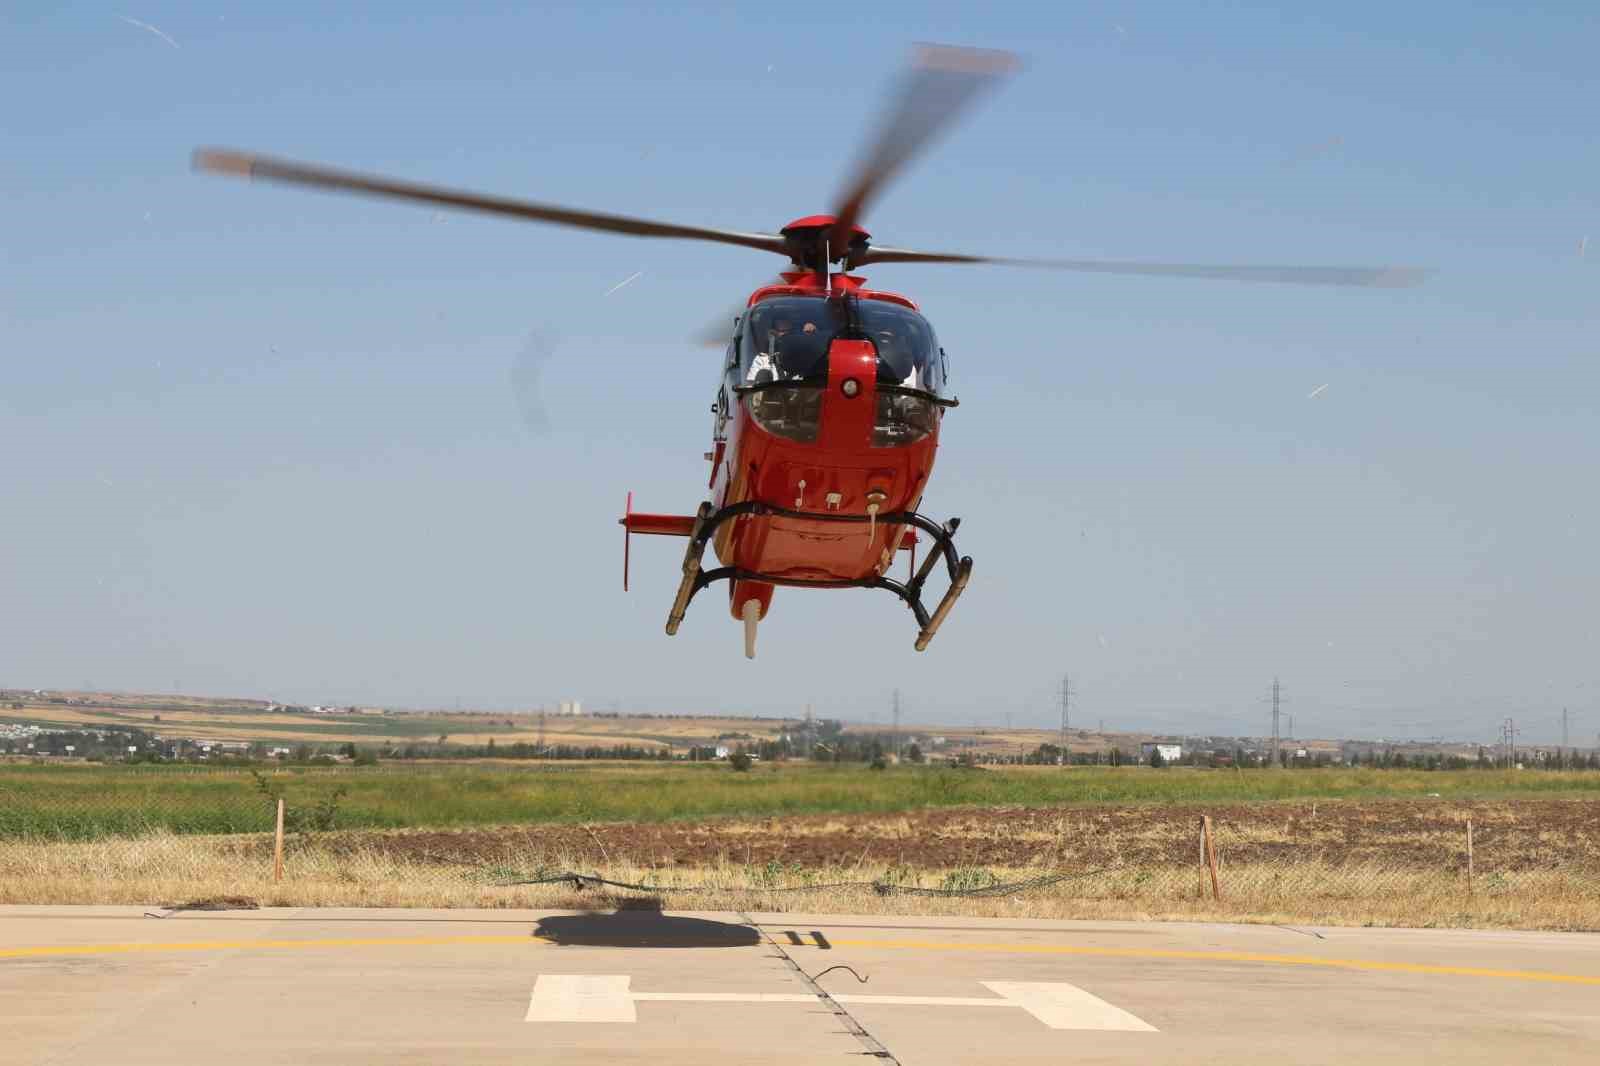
[981,981,1157,1031]
[524,975,637,1023]
[526,975,1157,1031]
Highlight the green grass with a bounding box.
[2,762,1597,840]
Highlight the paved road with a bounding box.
[2,905,1597,1064]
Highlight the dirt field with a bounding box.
[263,796,1598,873]
[7,797,1595,930]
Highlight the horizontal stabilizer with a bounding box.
[620,512,698,537]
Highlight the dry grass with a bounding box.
[3,702,786,749]
[3,830,1594,931]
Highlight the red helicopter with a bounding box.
[195,45,1424,659]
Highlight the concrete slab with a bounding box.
[1,907,1596,1065]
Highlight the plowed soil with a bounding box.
[306,798,1600,872]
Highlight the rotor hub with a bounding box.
[780,216,871,270]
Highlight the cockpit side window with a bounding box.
[739,297,837,385]
[859,300,942,395]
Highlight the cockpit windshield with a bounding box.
[737,296,944,394]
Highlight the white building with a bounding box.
[557,700,583,717]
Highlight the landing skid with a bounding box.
[662,500,973,653]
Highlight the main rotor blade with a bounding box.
[858,245,1431,287]
[193,148,789,256]
[830,44,1020,250]
[693,276,790,346]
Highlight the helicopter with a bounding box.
[194,44,1425,660]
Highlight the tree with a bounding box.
[1147,746,1166,769]
[729,751,753,772]
[905,743,925,764]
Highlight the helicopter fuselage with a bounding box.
[707,273,945,625]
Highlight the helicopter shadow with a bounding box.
[533,899,759,949]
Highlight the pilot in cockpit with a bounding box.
[875,327,922,389]
[747,317,819,383]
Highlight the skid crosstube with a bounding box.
[662,500,973,652]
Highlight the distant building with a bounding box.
[1140,742,1183,762]
[557,700,584,717]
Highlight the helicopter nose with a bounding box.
[818,339,877,451]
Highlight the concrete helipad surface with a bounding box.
[2,906,1597,1064]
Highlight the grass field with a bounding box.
[4,763,1597,930]
[4,762,1598,840]
[4,796,1596,931]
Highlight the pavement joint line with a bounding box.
[4,931,1598,988]
[824,938,1600,986]
[744,910,901,1063]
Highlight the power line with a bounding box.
[891,689,902,760]
[1267,677,1287,768]
[1500,717,1519,768]
[1058,675,1071,766]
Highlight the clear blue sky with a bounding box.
[3,3,1596,744]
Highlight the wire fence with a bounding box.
[3,774,1598,922]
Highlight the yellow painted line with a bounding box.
[826,938,1600,986]
[0,933,546,960]
[4,931,1595,988]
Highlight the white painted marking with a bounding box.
[835,995,1011,1008]
[982,981,1158,1032]
[528,976,1157,1031]
[525,974,636,1023]
[633,992,816,1004]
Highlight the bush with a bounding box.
[869,755,888,771]
[250,770,347,832]
[729,752,753,772]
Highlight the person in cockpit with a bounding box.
[760,319,820,381]
[874,327,922,389]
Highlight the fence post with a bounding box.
[1465,818,1473,897]
[1202,815,1222,901]
[273,798,285,884]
